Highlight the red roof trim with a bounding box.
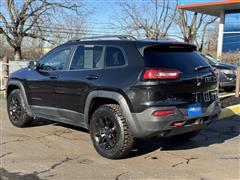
[177,0,240,9]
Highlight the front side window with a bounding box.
[70,46,103,70]
[105,47,125,67]
[38,47,72,71]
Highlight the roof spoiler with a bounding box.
[138,43,197,56]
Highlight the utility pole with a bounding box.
[155,0,158,40]
[0,0,2,34]
[236,67,240,98]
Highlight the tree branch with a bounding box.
[22,32,55,44]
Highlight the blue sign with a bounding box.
[188,103,202,117]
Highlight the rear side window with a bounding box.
[70,46,103,70]
[144,45,210,74]
[105,47,125,67]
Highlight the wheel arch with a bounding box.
[7,84,20,97]
[7,80,34,117]
[88,97,119,121]
[84,90,138,135]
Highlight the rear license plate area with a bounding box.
[192,90,217,102]
[188,103,202,117]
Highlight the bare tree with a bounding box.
[0,35,4,57]
[196,17,218,52]
[21,36,45,60]
[176,9,218,51]
[0,0,83,60]
[50,13,88,45]
[115,0,178,40]
[205,27,218,53]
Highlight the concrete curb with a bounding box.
[219,104,240,120]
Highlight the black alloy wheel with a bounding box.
[8,96,22,122]
[7,89,33,127]
[90,104,134,159]
[93,115,118,150]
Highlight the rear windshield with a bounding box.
[143,45,211,74]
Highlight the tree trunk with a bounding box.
[14,46,22,60]
[198,44,203,52]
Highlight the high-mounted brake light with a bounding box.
[143,69,181,80]
[153,110,176,117]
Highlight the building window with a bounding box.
[224,10,240,32]
[223,33,240,53]
[223,10,240,52]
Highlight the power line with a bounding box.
[0,21,225,36]
[0,23,115,37]
[0,16,116,27]
[0,22,116,31]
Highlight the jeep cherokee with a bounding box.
[7,35,221,159]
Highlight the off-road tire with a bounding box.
[7,89,33,127]
[90,104,134,159]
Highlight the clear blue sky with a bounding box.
[80,0,219,34]
[85,0,219,24]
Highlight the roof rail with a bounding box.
[66,35,137,43]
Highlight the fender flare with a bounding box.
[84,90,138,135]
[7,80,34,117]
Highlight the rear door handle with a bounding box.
[86,75,99,80]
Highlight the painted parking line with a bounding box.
[219,104,240,120]
[219,92,235,99]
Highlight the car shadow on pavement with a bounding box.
[29,118,54,127]
[27,116,239,159]
[128,116,240,159]
[53,122,89,133]
[29,118,89,133]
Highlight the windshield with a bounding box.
[202,55,219,65]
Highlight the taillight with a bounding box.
[143,69,181,80]
[152,110,176,117]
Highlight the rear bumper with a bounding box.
[130,100,221,138]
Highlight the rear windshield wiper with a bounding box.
[194,65,211,71]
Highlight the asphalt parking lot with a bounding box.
[0,93,240,180]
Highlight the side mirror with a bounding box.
[28,61,37,70]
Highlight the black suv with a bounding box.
[7,35,221,159]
